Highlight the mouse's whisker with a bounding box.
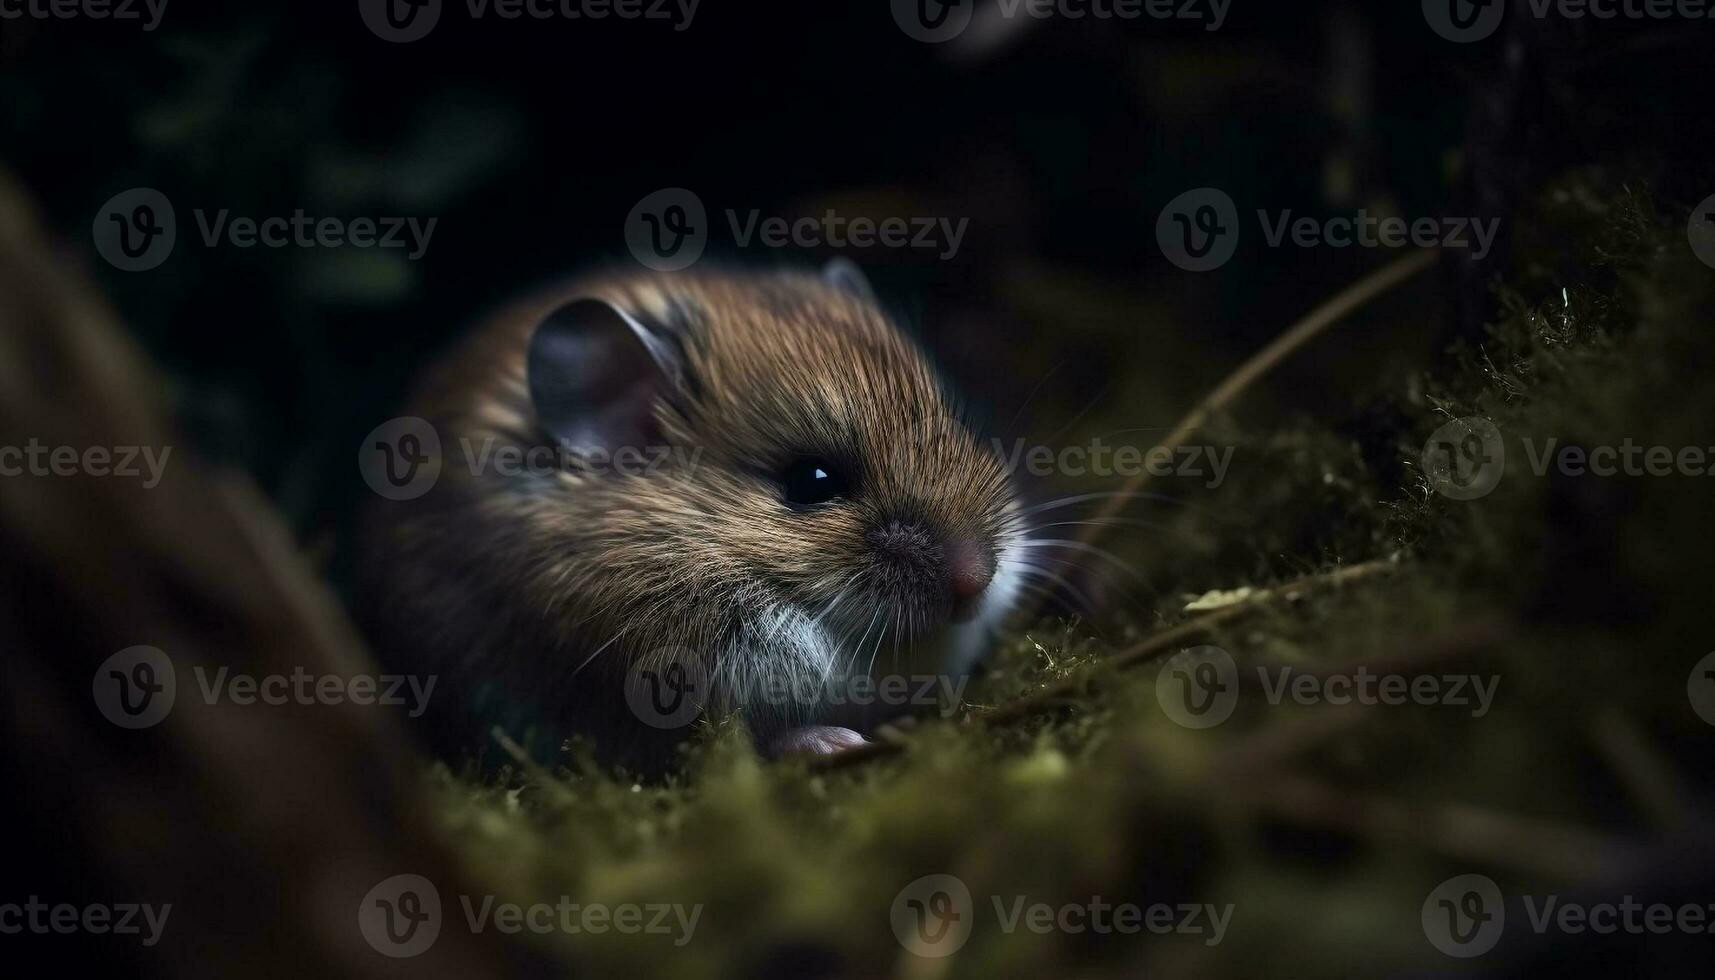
[1012,577,1103,621]
[565,629,627,683]
[1018,490,1190,518]
[1019,517,1175,536]
[1011,559,1102,615]
[1017,539,1147,582]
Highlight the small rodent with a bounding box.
[358,262,1023,770]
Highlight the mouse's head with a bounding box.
[522,262,1022,704]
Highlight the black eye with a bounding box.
[779,457,852,511]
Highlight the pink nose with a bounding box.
[945,540,995,602]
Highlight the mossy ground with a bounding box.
[426,177,1715,979]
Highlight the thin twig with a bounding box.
[808,558,1398,772]
[1076,249,1439,545]
[1589,708,1693,833]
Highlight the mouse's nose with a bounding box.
[866,522,995,606]
[944,538,995,602]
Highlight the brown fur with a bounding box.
[358,267,1021,766]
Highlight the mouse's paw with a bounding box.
[765,725,869,759]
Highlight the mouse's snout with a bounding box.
[866,520,996,612]
[944,539,996,602]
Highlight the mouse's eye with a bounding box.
[779,457,852,511]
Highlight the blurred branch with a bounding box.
[0,173,549,978]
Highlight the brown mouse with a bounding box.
[357,261,1024,771]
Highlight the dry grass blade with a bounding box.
[1075,249,1439,547]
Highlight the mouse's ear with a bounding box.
[526,298,677,456]
[822,258,878,304]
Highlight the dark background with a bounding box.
[5,0,1710,554]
